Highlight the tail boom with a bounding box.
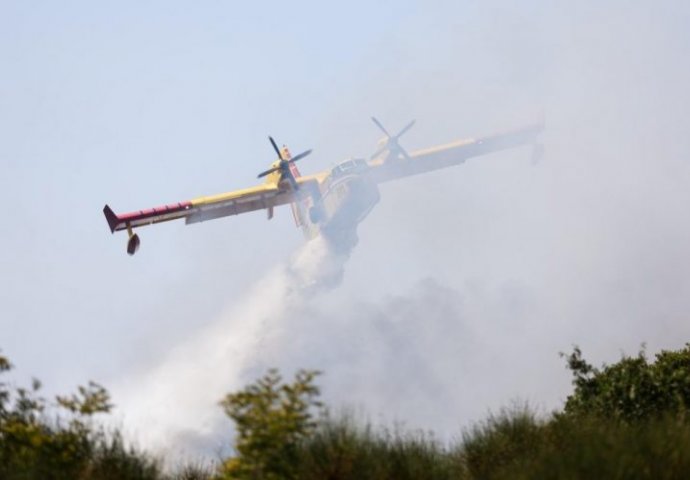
[103,202,193,233]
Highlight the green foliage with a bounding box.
[563,344,690,422]
[215,345,690,479]
[0,350,161,480]
[534,415,690,479]
[56,381,112,416]
[461,403,543,479]
[0,352,13,417]
[218,368,322,479]
[453,345,690,479]
[264,406,690,480]
[456,408,690,480]
[295,413,461,480]
[3,340,690,479]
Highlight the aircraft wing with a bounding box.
[367,122,543,183]
[103,179,317,234]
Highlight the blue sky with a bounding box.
[2,0,690,455]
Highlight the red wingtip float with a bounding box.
[104,121,543,255]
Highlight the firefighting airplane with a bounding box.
[103,118,543,255]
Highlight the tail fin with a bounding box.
[103,205,120,233]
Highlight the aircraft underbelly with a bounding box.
[321,178,379,241]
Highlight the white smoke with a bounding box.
[111,236,350,460]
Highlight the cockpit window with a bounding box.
[331,158,368,178]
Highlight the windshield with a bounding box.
[331,158,368,178]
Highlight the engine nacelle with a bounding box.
[127,233,140,256]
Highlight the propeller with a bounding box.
[257,136,312,190]
[370,117,415,160]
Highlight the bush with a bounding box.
[0,350,161,480]
[563,344,690,422]
[218,369,322,479]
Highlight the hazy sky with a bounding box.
[2,0,690,457]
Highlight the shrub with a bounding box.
[0,350,161,480]
[218,369,321,479]
[563,344,690,422]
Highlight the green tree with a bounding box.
[219,369,322,480]
[0,349,160,480]
[562,344,690,422]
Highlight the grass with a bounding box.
[290,409,690,480]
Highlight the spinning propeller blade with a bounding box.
[289,149,312,163]
[257,166,281,178]
[258,137,312,184]
[371,117,390,138]
[396,119,416,139]
[269,136,282,159]
[370,117,415,160]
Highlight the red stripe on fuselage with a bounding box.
[117,201,193,222]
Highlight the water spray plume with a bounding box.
[112,237,351,458]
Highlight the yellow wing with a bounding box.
[367,123,544,183]
[104,178,320,233]
[185,184,296,225]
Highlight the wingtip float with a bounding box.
[104,119,544,255]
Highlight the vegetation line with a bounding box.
[1,343,690,479]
